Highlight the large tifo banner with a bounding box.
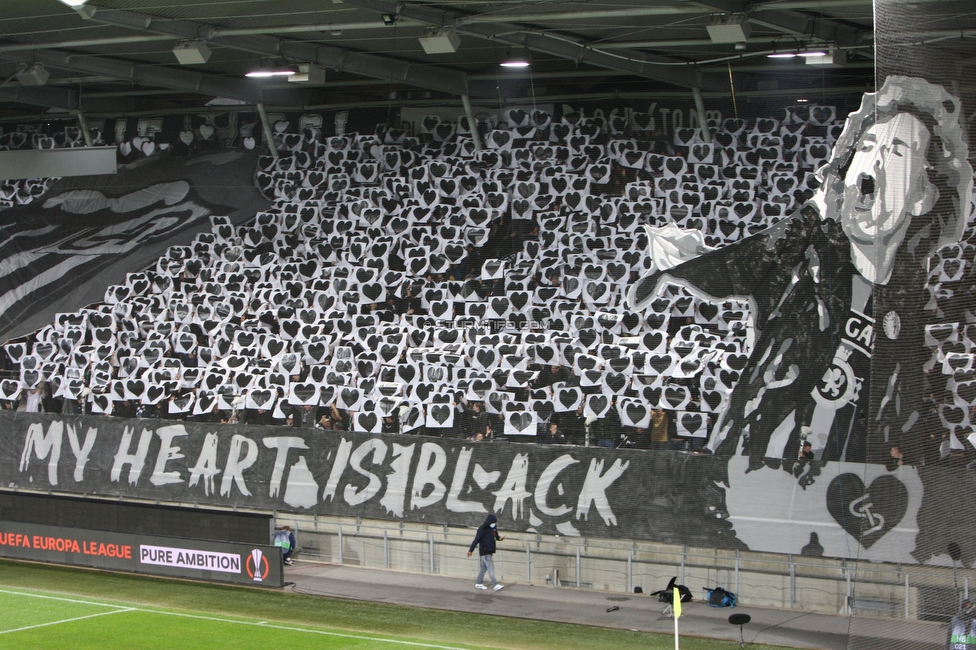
[0,520,283,587]
[2,412,971,567]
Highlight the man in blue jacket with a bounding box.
[467,513,504,591]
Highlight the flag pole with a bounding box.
[673,586,681,650]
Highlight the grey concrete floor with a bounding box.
[284,561,947,650]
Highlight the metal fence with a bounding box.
[275,514,975,622]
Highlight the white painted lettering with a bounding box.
[410,442,447,510]
[445,447,488,514]
[492,453,531,520]
[19,421,62,486]
[344,438,388,506]
[262,436,309,498]
[111,426,154,486]
[534,454,579,517]
[219,434,258,497]
[575,458,630,526]
[188,432,221,496]
[150,425,187,486]
[379,443,415,517]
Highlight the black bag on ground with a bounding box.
[650,577,692,604]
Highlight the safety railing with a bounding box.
[275,513,974,622]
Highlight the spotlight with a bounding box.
[58,0,95,18]
[805,47,847,67]
[173,40,212,65]
[706,16,751,44]
[419,27,461,54]
[288,64,326,84]
[16,63,49,86]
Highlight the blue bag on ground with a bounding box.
[704,586,737,607]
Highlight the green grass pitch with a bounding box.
[0,561,799,649]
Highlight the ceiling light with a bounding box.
[382,13,397,26]
[419,26,461,54]
[173,40,211,65]
[501,47,530,68]
[58,0,88,5]
[798,50,827,57]
[245,68,296,78]
[767,52,797,59]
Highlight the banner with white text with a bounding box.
[0,519,283,587]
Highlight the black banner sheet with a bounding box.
[4,412,966,566]
[0,519,283,587]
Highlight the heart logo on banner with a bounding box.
[826,474,907,549]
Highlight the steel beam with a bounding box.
[0,84,135,112]
[341,0,727,92]
[74,4,495,98]
[0,85,76,110]
[687,0,867,48]
[0,49,306,107]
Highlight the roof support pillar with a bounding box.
[256,102,278,159]
[461,94,482,151]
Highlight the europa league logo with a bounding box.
[246,548,268,582]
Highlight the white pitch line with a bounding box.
[0,588,473,650]
[136,609,471,649]
[0,588,129,609]
[0,608,134,636]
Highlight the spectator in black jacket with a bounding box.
[467,513,504,592]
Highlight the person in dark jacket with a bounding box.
[467,513,504,591]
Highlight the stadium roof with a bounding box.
[0,0,972,118]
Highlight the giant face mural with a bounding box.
[838,112,936,285]
[628,75,974,561]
